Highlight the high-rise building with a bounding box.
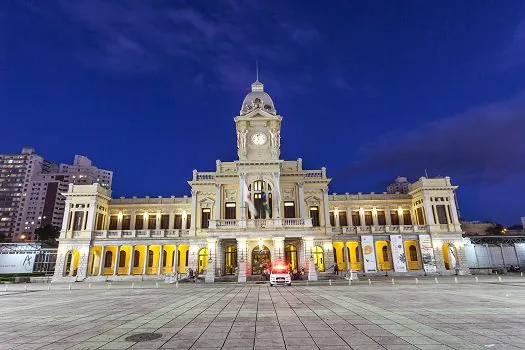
[387,176,410,194]
[0,148,112,241]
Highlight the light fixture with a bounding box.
[118,211,123,221]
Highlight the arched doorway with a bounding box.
[284,244,298,271]
[404,240,420,270]
[313,246,324,272]
[64,250,80,276]
[442,243,458,270]
[224,245,237,275]
[375,241,392,271]
[198,248,209,274]
[252,245,271,275]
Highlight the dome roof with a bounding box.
[240,80,276,116]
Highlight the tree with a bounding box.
[485,224,506,235]
[35,225,60,245]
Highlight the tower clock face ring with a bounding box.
[251,132,267,145]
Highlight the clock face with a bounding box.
[251,132,267,145]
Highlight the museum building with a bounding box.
[52,79,469,283]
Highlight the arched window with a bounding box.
[104,251,113,268]
[118,250,126,267]
[355,246,360,262]
[382,246,388,262]
[248,180,273,219]
[162,250,167,267]
[313,246,325,272]
[133,250,140,267]
[148,250,154,267]
[409,245,418,261]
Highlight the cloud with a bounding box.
[339,93,525,184]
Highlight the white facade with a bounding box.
[52,80,470,283]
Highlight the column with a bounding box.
[169,211,175,231]
[172,244,178,275]
[158,245,164,275]
[273,172,281,219]
[182,212,188,231]
[335,210,341,228]
[130,210,136,230]
[113,245,120,275]
[399,208,405,225]
[359,208,366,227]
[372,208,378,226]
[155,213,161,231]
[215,184,221,220]
[98,245,106,276]
[298,182,305,219]
[423,195,434,225]
[322,189,331,227]
[239,174,245,221]
[117,213,123,230]
[142,245,149,275]
[128,245,135,275]
[82,210,89,231]
[449,195,460,224]
[343,241,350,274]
[62,205,71,232]
[205,239,216,283]
[190,190,197,232]
[273,237,285,261]
[385,208,391,225]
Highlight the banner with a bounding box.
[0,253,36,274]
[390,235,407,272]
[419,234,437,273]
[361,236,377,273]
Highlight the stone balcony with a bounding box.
[88,229,191,239]
[330,223,460,235]
[208,218,313,230]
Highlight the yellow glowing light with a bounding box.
[258,239,264,248]
[156,211,161,219]
[182,210,187,219]
[117,211,123,221]
[334,208,339,216]
[144,211,149,219]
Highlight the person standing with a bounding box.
[334,263,339,276]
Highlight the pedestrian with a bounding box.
[334,263,339,276]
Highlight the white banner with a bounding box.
[390,235,408,272]
[0,253,37,274]
[361,236,377,273]
[419,234,437,273]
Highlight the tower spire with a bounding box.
[256,61,259,81]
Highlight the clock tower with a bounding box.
[235,79,282,161]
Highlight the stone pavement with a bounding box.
[1,276,525,350]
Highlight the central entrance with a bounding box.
[252,245,271,275]
[224,245,237,275]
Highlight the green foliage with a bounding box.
[485,224,506,235]
[35,225,60,245]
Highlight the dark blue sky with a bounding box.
[2,1,525,225]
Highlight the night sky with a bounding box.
[2,1,525,225]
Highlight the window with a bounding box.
[148,215,156,229]
[72,211,84,231]
[382,246,389,262]
[186,215,191,229]
[409,245,418,261]
[133,250,140,267]
[436,205,448,224]
[352,211,360,226]
[329,211,335,226]
[135,215,144,230]
[416,208,425,225]
[109,215,118,230]
[147,250,153,267]
[119,251,126,267]
[377,211,386,225]
[122,215,131,230]
[104,251,112,268]
[364,211,373,226]
[225,202,236,220]
[403,210,412,225]
[174,214,182,229]
[339,211,348,227]
[160,214,169,229]
[162,250,167,267]
[95,213,104,230]
[390,211,399,225]
[201,208,211,228]
[310,206,320,227]
[284,201,295,218]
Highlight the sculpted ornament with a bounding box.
[237,129,248,149]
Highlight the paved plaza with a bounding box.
[1,276,525,350]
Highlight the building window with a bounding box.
[329,211,335,226]
[403,210,412,225]
[160,214,169,229]
[109,215,118,230]
[119,251,126,267]
[148,215,156,230]
[133,250,140,268]
[409,245,418,261]
[436,205,448,224]
[162,250,167,267]
[225,202,236,220]
[390,211,400,225]
[122,215,131,230]
[416,208,425,225]
[148,250,154,267]
[201,208,211,228]
[284,201,295,218]
[364,211,373,226]
[104,251,112,268]
[72,211,84,231]
[377,211,386,225]
[95,213,104,230]
[339,211,348,227]
[186,215,191,229]
[352,211,360,226]
[135,215,144,230]
[174,214,182,229]
[310,206,320,227]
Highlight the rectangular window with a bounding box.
[329,211,335,226]
[225,202,236,220]
[95,213,104,230]
[174,214,182,229]
[160,214,169,229]
[201,208,210,228]
[148,215,156,229]
[339,211,348,227]
[72,211,84,231]
[135,215,144,230]
[352,211,360,226]
[403,210,412,225]
[436,205,448,224]
[122,215,131,230]
[417,207,425,225]
[310,206,320,227]
[377,211,386,226]
[364,211,373,226]
[390,211,400,225]
[284,201,295,218]
[109,215,118,230]
[447,205,454,224]
[186,214,191,229]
